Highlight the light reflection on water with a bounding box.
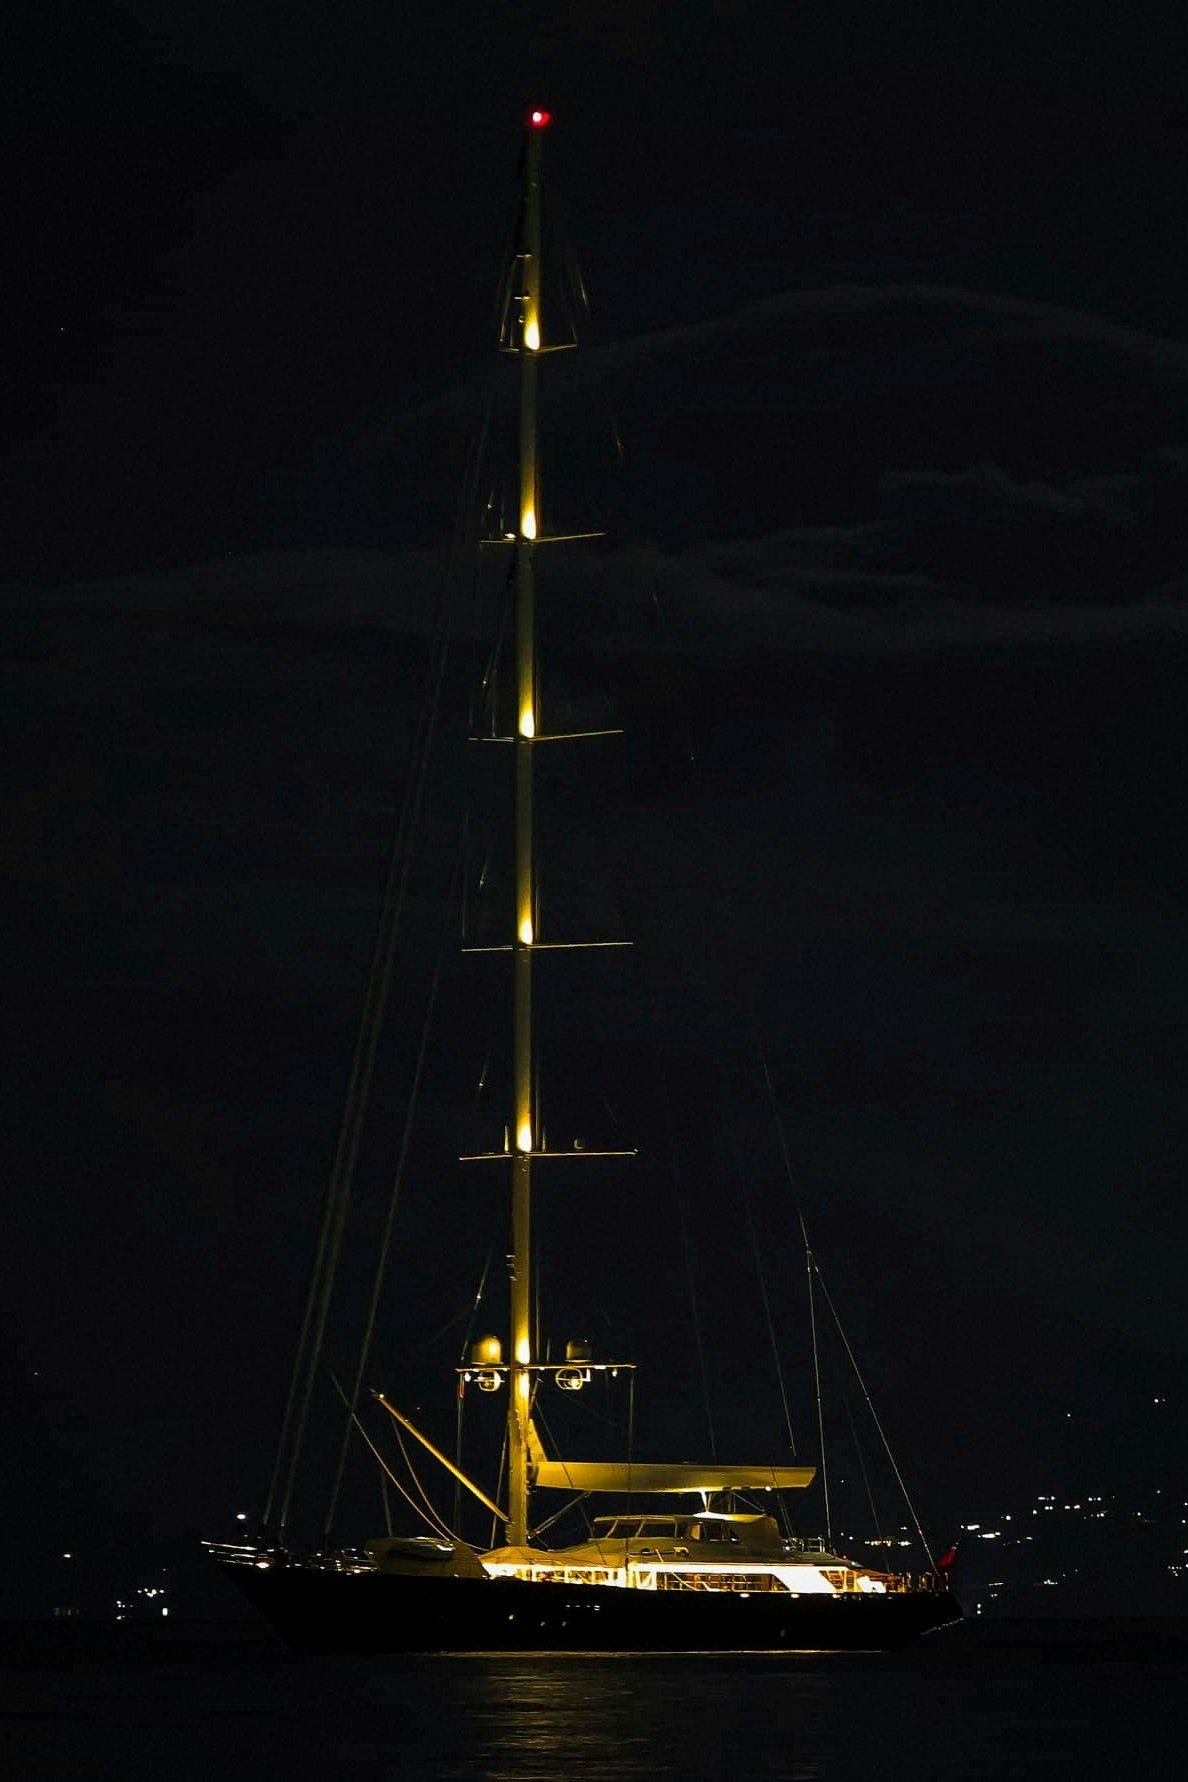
[353,1655,836,1781]
[336,1638,1167,1781]
[1,1626,1179,1781]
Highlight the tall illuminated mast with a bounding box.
[507,105,549,1549]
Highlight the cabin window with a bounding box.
[592,1516,680,1540]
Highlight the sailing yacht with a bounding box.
[209,109,961,1654]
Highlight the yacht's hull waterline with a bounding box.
[219,1558,960,1655]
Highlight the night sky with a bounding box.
[4,2,1186,1615]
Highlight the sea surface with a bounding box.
[1,1619,1183,1780]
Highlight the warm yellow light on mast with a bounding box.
[506,105,549,1551]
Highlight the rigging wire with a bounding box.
[456,1242,496,1361]
[453,1239,496,1541]
[529,1398,614,1570]
[530,1492,589,1541]
[730,1130,798,1457]
[328,1374,452,1543]
[762,1033,927,1564]
[840,1376,884,1545]
[810,1261,938,1573]
[390,1421,463,1544]
[264,349,491,1545]
[412,1299,481,1357]
[495,151,529,351]
[454,1379,464,1544]
[665,1093,717,1460]
[322,830,467,1542]
[758,1039,798,1219]
[757,1038,835,1539]
[626,1368,636,1523]
[470,554,512,740]
[801,1211,832,1548]
[544,181,590,345]
[620,889,717,1464]
[488,1433,507,1550]
[529,1365,632,1567]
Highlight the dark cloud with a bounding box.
[296,282,1188,612]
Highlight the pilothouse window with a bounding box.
[591,1517,680,1541]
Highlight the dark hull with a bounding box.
[222,1563,961,1655]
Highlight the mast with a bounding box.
[507,106,549,1549]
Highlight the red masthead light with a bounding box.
[527,108,551,129]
